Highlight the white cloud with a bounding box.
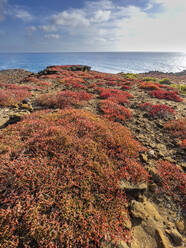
[27,26,36,32]
[35,0,186,52]
[53,10,90,27]
[44,34,60,39]
[111,1,186,51]
[145,3,153,11]
[85,0,114,11]
[39,24,57,32]
[15,9,32,21]
[25,25,36,34]
[5,5,33,21]
[91,10,111,22]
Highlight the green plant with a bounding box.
[170,84,186,95]
[142,77,157,82]
[159,78,171,84]
[121,73,138,80]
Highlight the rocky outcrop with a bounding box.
[39,65,91,75]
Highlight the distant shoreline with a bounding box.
[1,67,186,76]
[0,52,185,74]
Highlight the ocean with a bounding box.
[0,52,186,74]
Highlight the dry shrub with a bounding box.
[0,109,148,247]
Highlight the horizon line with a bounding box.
[0,51,185,54]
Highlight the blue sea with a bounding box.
[0,52,186,74]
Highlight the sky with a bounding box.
[0,0,186,52]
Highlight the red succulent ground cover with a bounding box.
[139,82,160,90]
[98,88,133,105]
[120,85,131,90]
[0,109,148,247]
[164,118,186,148]
[180,139,186,149]
[26,76,52,87]
[37,90,94,109]
[0,88,31,106]
[159,84,176,90]
[140,103,175,118]
[89,72,130,85]
[0,83,33,91]
[164,118,186,139]
[149,89,183,102]
[157,160,186,206]
[41,74,62,80]
[99,100,132,122]
[60,77,87,90]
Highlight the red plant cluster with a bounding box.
[26,76,40,82]
[89,71,130,85]
[98,88,133,105]
[99,99,132,122]
[46,65,88,75]
[37,90,94,108]
[140,102,175,118]
[46,65,73,72]
[40,74,61,80]
[88,83,97,88]
[0,83,33,91]
[180,139,186,149]
[65,70,94,80]
[159,84,176,91]
[0,109,148,247]
[157,160,186,205]
[96,80,106,86]
[164,118,186,139]
[0,88,31,106]
[164,118,186,148]
[121,85,131,90]
[60,77,87,90]
[75,71,92,79]
[149,90,183,102]
[139,82,160,90]
[26,76,52,87]
[140,102,153,111]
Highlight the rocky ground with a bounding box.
[0,66,185,248]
